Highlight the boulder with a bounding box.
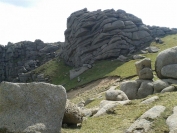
[137,81,154,99]
[155,46,177,78]
[0,82,66,133]
[153,79,169,93]
[120,80,140,99]
[105,89,129,101]
[63,100,83,125]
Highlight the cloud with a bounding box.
[0,0,40,7]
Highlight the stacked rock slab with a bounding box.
[135,58,153,80]
[60,8,177,67]
[0,40,62,82]
[0,82,67,133]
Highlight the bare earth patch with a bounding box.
[67,76,120,99]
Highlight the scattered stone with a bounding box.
[93,100,131,117]
[70,67,88,79]
[146,46,159,53]
[161,86,176,93]
[140,105,166,120]
[117,55,128,62]
[0,82,66,133]
[105,89,129,101]
[155,37,163,44]
[140,50,148,54]
[133,54,145,60]
[166,106,177,133]
[141,96,159,104]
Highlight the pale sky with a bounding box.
[0,0,177,45]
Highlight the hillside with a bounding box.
[31,34,177,91]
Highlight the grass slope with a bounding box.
[32,34,177,91]
[62,92,177,133]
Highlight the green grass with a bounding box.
[32,34,177,91]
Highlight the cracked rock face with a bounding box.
[60,8,177,67]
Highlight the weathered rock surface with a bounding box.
[141,96,159,104]
[166,106,177,133]
[126,105,166,133]
[155,46,177,79]
[0,82,66,133]
[60,8,177,67]
[0,40,62,83]
[63,100,83,125]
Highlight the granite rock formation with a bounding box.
[0,82,67,133]
[0,40,62,82]
[60,8,177,67]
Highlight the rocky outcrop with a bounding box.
[0,82,67,133]
[0,40,62,82]
[60,8,177,67]
[155,46,177,79]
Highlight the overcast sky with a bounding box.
[0,0,177,45]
